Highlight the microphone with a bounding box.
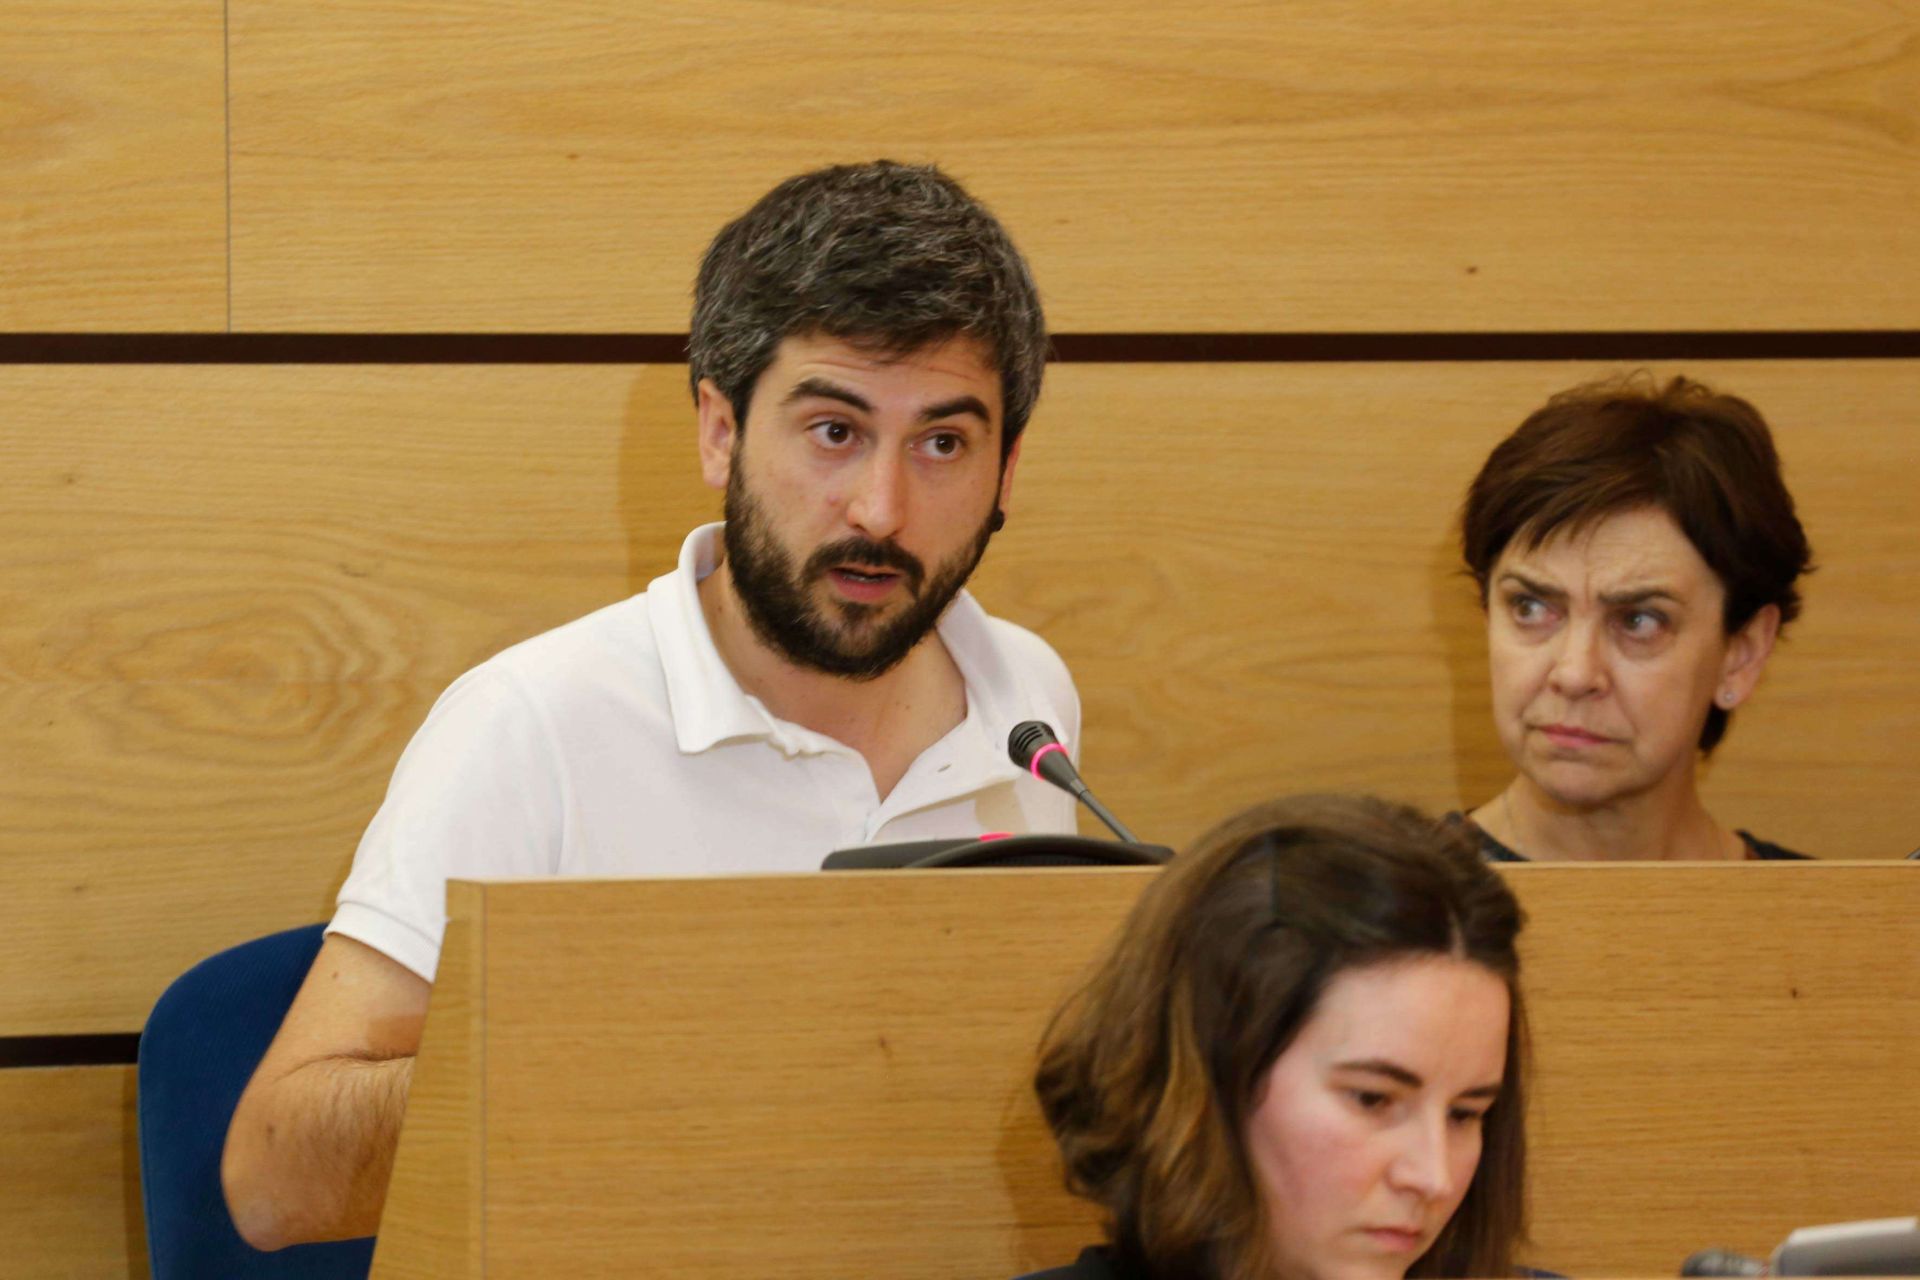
[1007,721,1141,844]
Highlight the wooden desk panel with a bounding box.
[373,886,484,1279]
[0,1,226,331]
[1516,865,1920,1272]
[372,864,1920,1277]
[228,0,1920,332]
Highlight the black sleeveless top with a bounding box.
[1445,812,1811,862]
[1016,1244,1570,1280]
[1014,1246,1153,1280]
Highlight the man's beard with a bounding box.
[721,473,997,681]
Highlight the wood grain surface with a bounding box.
[0,363,698,1035]
[369,864,1920,1278]
[0,1,226,331]
[2,359,1914,1039]
[226,0,1920,332]
[0,1065,146,1279]
[373,883,485,1280]
[976,359,1920,863]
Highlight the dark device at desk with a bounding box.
[822,721,1172,870]
[1683,1217,1920,1276]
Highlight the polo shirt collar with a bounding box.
[651,525,783,754]
[927,590,1070,798]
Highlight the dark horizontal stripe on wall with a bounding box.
[0,333,692,364]
[1059,331,1920,362]
[0,1033,140,1069]
[3,331,1920,364]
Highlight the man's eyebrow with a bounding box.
[1334,1059,1503,1099]
[778,381,989,425]
[783,377,872,413]
[919,394,991,425]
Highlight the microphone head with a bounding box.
[1005,720,1140,841]
[1007,721,1062,771]
[1008,720,1085,800]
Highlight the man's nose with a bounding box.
[845,452,907,541]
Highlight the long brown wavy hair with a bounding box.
[1034,794,1529,1280]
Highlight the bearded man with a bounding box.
[222,161,1078,1250]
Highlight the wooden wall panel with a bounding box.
[0,364,702,1036]
[2,359,1913,1037]
[227,0,1920,333]
[980,359,1920,863]
[0,1,226,331]
[0,1065,145,1279]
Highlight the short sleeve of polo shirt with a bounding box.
[328,663,567,982]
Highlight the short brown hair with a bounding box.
[1461,373,1813,752]
[1034,795,1529,1280]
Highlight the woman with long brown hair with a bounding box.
[1022,794,1529,1280]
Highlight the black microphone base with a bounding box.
[822,834,1172,871]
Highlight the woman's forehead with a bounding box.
[1287,956,1510,1086]
[1501,505,1720,595]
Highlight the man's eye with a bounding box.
[924,432,964,458]
[811,421,854,446]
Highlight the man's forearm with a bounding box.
[224,1053,415,1250]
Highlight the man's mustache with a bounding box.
[803,537,926,595]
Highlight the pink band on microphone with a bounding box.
[1029,741,1068,779]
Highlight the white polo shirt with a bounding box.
[329,524,1082,981]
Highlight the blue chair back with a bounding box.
[138,924,376,1279]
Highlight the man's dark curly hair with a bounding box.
[688,160,1047,460]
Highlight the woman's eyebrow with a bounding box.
[1497,570,1564,602]
[1333,1059,1503,1099]
[1332,1058,1422,1087]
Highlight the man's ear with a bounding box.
[995,432,1024,517]
[1717,603,1781,710]
[696,379,738,492]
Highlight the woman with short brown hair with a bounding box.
[1458,373,1815,862]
